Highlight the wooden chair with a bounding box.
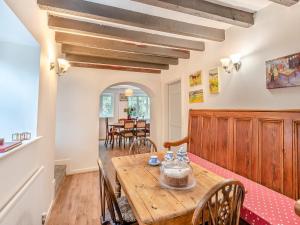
[118,119,126,126]
[145,123,150,137]
[163,136,189,150]
[119,120,135,148]
[97,159,137,225]
[295,200,300,216]
[192,179,245,225]
[105,118,115,148]
[135,120,146,138]
[129,137,157,155]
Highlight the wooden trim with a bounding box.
[49,16,206,51]
[70,62,161,74]
[257,118,284,193]
[38,0,225,41]
[269,0,299,6]
[62,44,178,65]
[187,109,300,199]
[294,121,300,198]
[190,109,300,113]
[66,54,169,70]
[295,200,300,216]
[132,0,254,28]
[56,32,190,59]
[163,137,189,150]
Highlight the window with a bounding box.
[128,96,150,119]
[100,93,114,118]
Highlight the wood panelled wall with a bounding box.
[188,109,300,199]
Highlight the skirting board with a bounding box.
[54,158,71,175]
[69,167,98,175]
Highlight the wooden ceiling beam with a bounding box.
[269,0,299,6]
[49,16,205,51]
[38,0,225,41]
[132,0,254,28]
[62,44,178,65]
[70,62,161,74]
[65,54,169,70]
[56,32,190,59]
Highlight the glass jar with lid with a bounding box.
[160,160,195,190]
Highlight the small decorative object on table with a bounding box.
[148,155,160,166]
[160,148,195,190]
[0,138,4,145]
[124,107,136,120]
[176,146,190,163]
[160,160,195,190]
[165,150,174,161]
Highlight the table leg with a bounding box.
[115,173,121,198]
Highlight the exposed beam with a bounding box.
[70,62,161,74]
[62,44,178,65]
[65,54,169,70]
[38,0,225,41]
[49,16,205,51]
[56,32,190,59]
[132,0,254,28]
[269,0,299,6]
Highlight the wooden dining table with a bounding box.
[111,151,225,225]
[109,122,150,129]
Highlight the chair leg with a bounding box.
[115,173,121,198]
[104,133,108,147]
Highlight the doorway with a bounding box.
[168,80,182,141]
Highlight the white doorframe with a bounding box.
[167,80,182,141]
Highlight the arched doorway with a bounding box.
[98,82,156,153]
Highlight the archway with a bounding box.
[97,81,158,154]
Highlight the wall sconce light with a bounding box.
[220,53,242,74]
[57,58,70,76]
[220,58,232,73]
[230,54,242,71]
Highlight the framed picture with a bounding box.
[209,68,220,94]
[119,93,128,101]
[189,71,202,87]
[189,89,204,103]
[266,52,300,89]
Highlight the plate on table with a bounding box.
[148,159,161,166]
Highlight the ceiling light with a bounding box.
[125,88,133,97]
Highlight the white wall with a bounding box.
[55,68,162,174]
[161,3,300,140]
[1,0,57,224]
[0,42,40,141]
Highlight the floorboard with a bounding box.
[46,141,130,225]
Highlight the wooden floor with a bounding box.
[47,141,130,225]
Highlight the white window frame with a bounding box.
[100,93,114,118]
[128,95,150,120]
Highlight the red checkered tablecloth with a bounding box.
[188,153,300,225]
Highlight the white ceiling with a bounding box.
[110,85,141,90]
[0,1,38,46]
[88,0,271,30]
[67,0,272,42]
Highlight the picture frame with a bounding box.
[266,52,300,89]
[119,93,128,101]
[189,89,204,103]
[189,71,202,87]
[209,68,220,94]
